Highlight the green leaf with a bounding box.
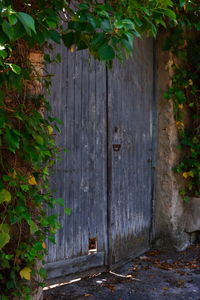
[114,20,123,29]
[101,19,112,32]
[0,49,7,59]
[0,189,11,204]
[55,197,65,207]
[98,44,115,61]
[90,32,106,50]
[179,0,185,7]
[2,20,13,40]
[35,135,44,145]
[0,224,10,249]
[134,16,143,27]
[48,30,61,44]
[12,21,26,41]
[39,267,47,279]
[16,12,36,36]
[157,19,167,28]
[8,64,21,74]
[20,185,29,192]
[0,224,10,234]
[183,196,189,203]
[64,207,71,215]
[8,14,18,26]
[97,10,109,18]
[28,220,39,234]
[5,128,20,152]
[78,3,89,10]
[62,32,75,48]
[121,38,133,53]
[0,232,10,249]
[164,9,177,21]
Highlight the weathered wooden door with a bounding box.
[45,38,155,281]
[108,38,154,267]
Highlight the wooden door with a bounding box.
[46,38,155,281]
[45,49,108,281]
[108,38,155,267]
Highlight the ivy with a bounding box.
[0,0,177,298]
[164,0,200,199]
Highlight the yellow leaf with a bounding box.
[9,170,17,179]
[28,176,37,185]
[70,46,75,53]
[42,242,46,249]
[12,170,17,179]
[188,79,193,86]
[176,121,184,129]
[19,267,31,280]
[178,104,183,109]
[47,126,53,135]
[183,172,189,179]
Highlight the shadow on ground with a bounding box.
[44,244,200,300]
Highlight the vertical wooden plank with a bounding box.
[108,38,154,266]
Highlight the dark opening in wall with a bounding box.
[89,237,97,254]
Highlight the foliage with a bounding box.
[0,0,177,298]
[164,0,200,201]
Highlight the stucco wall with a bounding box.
[154,34,191,251]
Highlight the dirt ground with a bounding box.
[44,244,200,300]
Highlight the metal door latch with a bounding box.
[113,144,121,152]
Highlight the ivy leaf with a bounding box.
[98,44,115,60]
[64,207,71,215]
[19,267,31,280]
[35,135,44,145]
[55,197,64,207]
[0,189,11,204]
[20,184,29,191]
[0,224,10,249]
[28,220,39,234]
[16,12,36,36]
[0,232,10,249]
[5,128,20,153]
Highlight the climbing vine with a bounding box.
[164,0,200,201]
[0,0,182,298]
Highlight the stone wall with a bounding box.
[154,34,191,251]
